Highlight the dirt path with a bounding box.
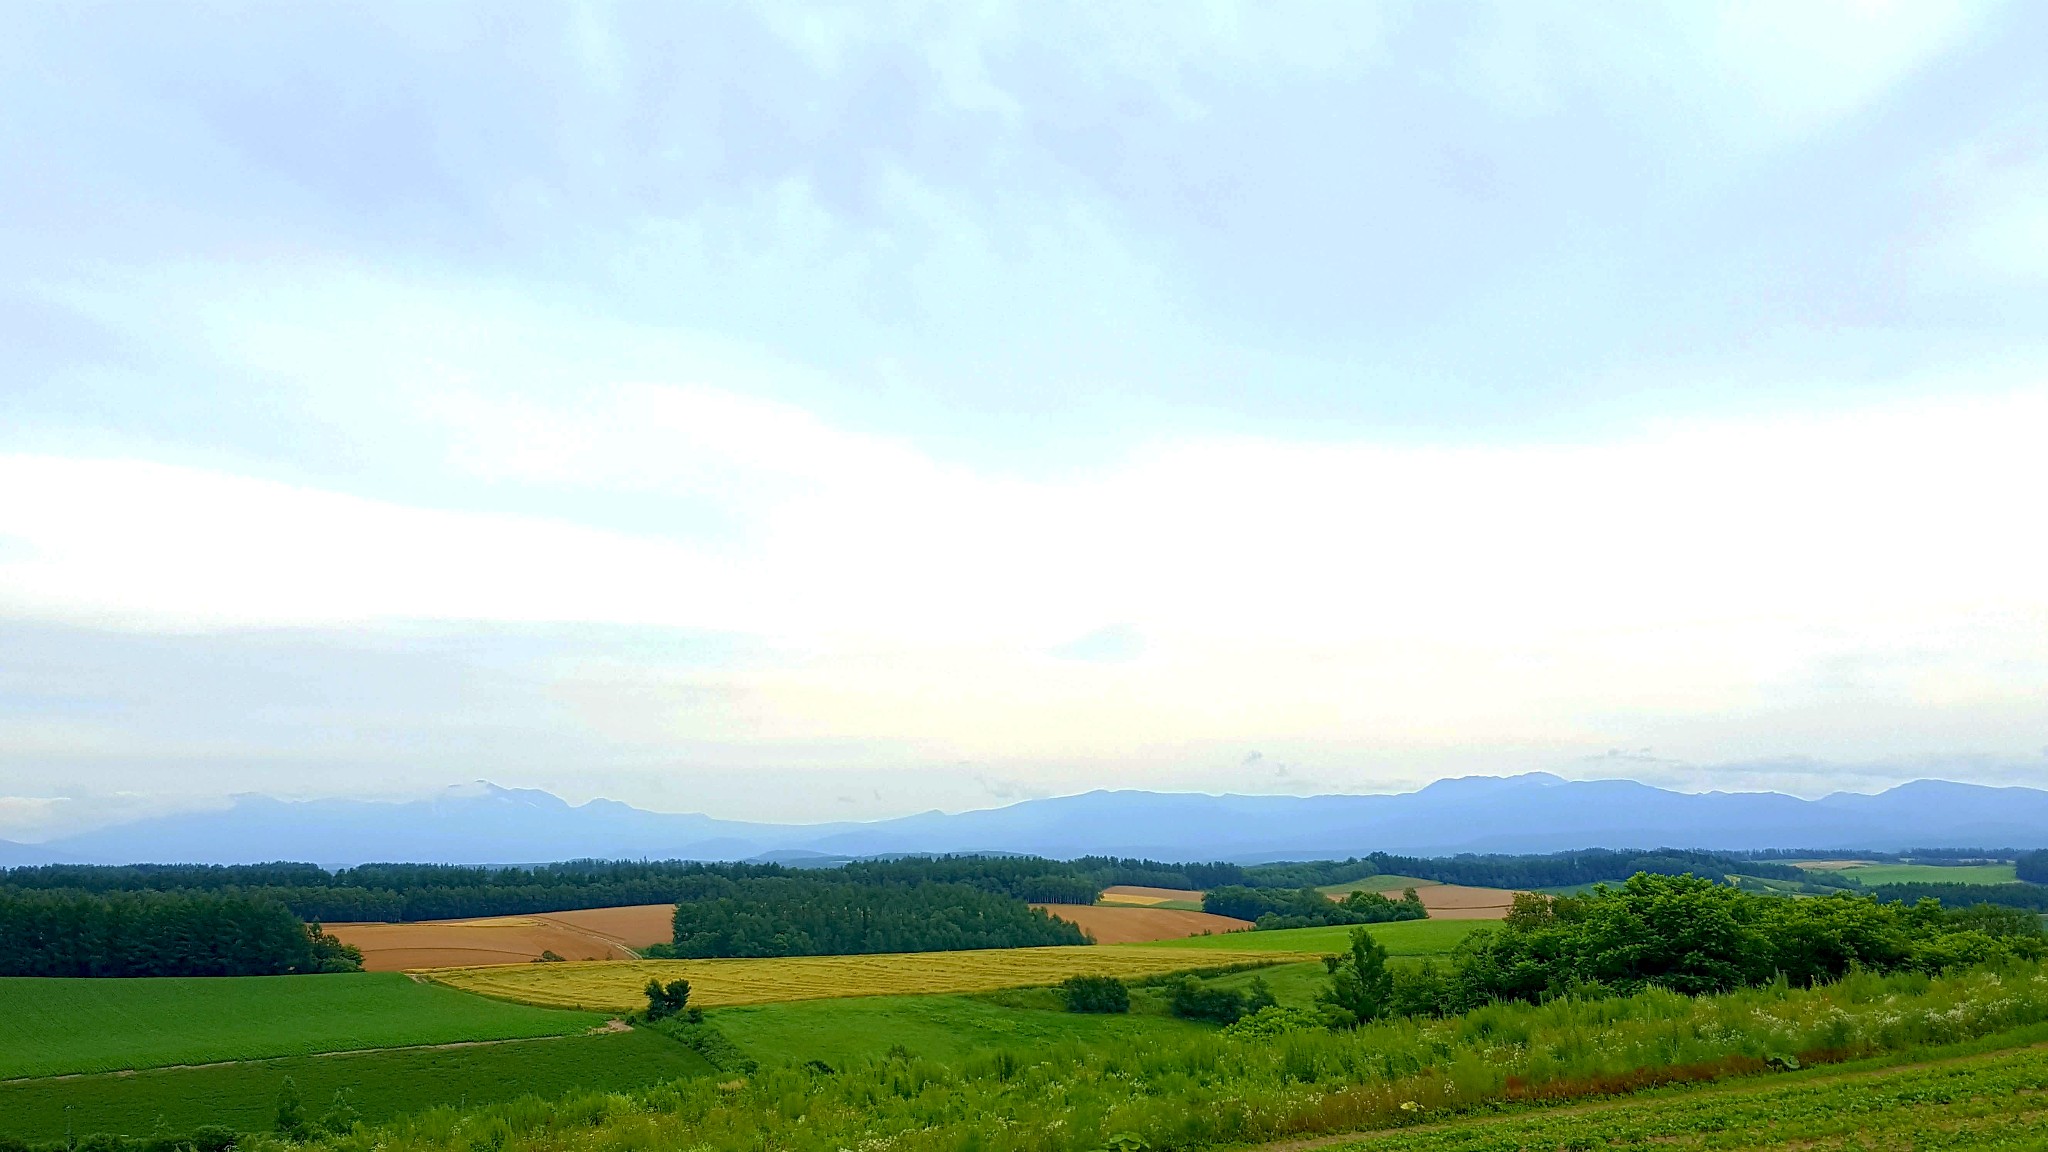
[2,1021,634,1085]
[1247,1039,2048,1152]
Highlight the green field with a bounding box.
[0,1028,712,1140]
[1800,861,2019,885]
[710,961,1334,1068]
[1332,1040,2048,1151]
[712,989,1211,1068]
[0,974,604,1079]
[1314,875,1438,896]
[1131,918,1485,957]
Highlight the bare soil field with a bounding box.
[1390,883,1519,920]
[530,904,677,951]
[329,916,641,972]
[1033,903,1251,943]
[1098,885,1206,906]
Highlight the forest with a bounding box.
[652,875,1088,957]
[0,890,362,977]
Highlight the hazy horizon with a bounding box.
[5,3,2046,841]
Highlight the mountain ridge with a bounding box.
[12,774,2048,867]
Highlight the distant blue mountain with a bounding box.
[12,774,2048,867]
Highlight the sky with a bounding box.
[3,1,2046,840]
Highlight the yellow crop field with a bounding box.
[425,945,1306,1011]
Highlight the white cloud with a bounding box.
[5,377,2045,763]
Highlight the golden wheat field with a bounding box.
[425,945,1303,1011]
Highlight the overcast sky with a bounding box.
[3,1,2046,839]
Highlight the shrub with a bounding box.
[1058,974,1130,1013]
[1167,976,1247,1023]
[644,978,692,1022]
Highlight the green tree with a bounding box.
[644,977,692,1021]
[273,1076,307,1139]
[1322,927,1393,1025]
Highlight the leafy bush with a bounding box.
[643,978,692,1022]
[1221,1004,1331,1038]
[1057,975,1130,1014]
[1397,872,2048,1014]
[1167,975,1275,1024]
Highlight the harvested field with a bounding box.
[1317,880,1521,920]
[1317,875,1441,896]
[426,945,1306,1012]
[1033,904,1251,943]
[531,904,677,950]
[329,915,641,972]
[1398,883,1520,919]
[1099,885,1206,906]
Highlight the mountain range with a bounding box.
[9,774,2048,867]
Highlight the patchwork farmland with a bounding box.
[425,943,1307,1011]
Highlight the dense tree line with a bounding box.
[2019,851,2048,885]
[1202,885,1427,928]
[1,860,793,922]
[836,855,1244,903]
[652,875,1088,957]
[1871,882,2048,912]
[0,890,361,977]
[0,856,1252,922]
[1238,849,1823,892]
[1371,874,2046,1019]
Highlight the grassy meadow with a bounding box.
[1331,1038,2048,1151]
[1134,918,1486,957]
[279,962,2048,1152]
[712,961,1333,1068]
[427,945,1301,1011]
[0,974,603,1079]
[0,1029,711,1141]
[1798,860,2019,885]
[1313,875,1439,896]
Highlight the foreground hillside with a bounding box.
[268,963,2048,1152]
[1326,1040,2048,1151]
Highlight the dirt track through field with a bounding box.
[329,905,678,971]
[1034,904,1251,943]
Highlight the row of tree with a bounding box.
[1870,881,2048,912]
[0,890,362,977]
[1201,885,1427,928]
[650,875,1089,957]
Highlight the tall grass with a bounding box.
[285,962,2048,1152]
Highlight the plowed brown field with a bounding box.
[1033,904,1251,943]
[1098,885,1206,906]
[328,904,679,971]
[531,904,677,950]
[1391,883,1519,920]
